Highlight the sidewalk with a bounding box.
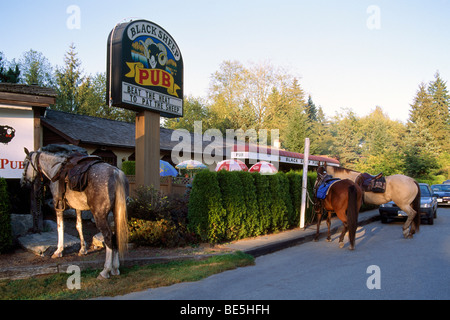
[0,209,380,280]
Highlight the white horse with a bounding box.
[21,146,129,279]
[326,165,420,239]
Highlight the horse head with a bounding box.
[21,148,39,188]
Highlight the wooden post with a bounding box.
[135,110,160,190]
[300,138,310,229]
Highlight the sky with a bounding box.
[1,0,449,123]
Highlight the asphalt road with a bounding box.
[108,207,450,300]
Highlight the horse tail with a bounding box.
[347,184,358,249]
[412,181,421,233]
[114,170,129,259]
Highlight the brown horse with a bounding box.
[326,165,420,239]
[313,164,363,250]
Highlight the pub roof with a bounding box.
[41,109,339,165]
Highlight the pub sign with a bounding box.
[107,20,183,118]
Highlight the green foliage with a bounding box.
[187,170,226,243]
[121,161,136,175]
[127,185,197,247]
[188,170,317,244]
[0,52,20,83]
[0,178,12,253]
[217,171,247,239]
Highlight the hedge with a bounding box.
[188,170,317,243]
[0,178,12,253]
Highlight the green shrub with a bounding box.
[286,170,302,226]
[0,178,12,253]
[236,171,259,238]
[121,161,135,175]
[127,185,197,247]
[267,174,288,232]
[277,172,295,228]
[187,170,226,243]
[187,170,318,244]
[128,218,195,247]
[253,173,272,235]
[217,171,247,240]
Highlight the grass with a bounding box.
[0,251,254,300]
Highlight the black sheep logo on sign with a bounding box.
[0,125,15,144]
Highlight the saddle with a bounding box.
[314,173,341,200]
[360,172,386,193]
[52,153,103,192]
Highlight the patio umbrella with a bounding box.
[215,159,248,172]
[249,161,278,175]
[175,160,207,170]
[159,160,178,177]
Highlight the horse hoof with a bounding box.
[339,242,345,248]
[97,274,109,280]
[111,269,120,276]
[78,249,88,256]
[349,246,355,251]
[51,252,63,259]
[326,238,332,243]
[97,272,110,280]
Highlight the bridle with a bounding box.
[22,151,43,186]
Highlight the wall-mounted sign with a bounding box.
[0,106,34,179]
[107,20,183,118]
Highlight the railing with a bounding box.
[127,175,192,197]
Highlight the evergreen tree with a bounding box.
[409,82,433,125]
[19,49,54,86]
[428,71,450,152]
[0,52,20,83]
[305,95,318,122]
[54,43,83,113]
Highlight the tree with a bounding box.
[78,72,135,122]
[427,71,450,152]
[164,95,211,132]
[19,49,54,86]
[409,82,433,126]
[0,52,20,83]
[355,107,406,175]
[403,117,439,179]
[54,43,83,113]
[329,109,362,168]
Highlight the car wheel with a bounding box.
[380,214,388,224]
[428,215,434,225]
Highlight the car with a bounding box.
[379,183,438,225]
[431,184,450,206]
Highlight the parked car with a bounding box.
[442,180,450,184]
[431,184,450,206]
[379,183,437,225]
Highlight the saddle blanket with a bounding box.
[316,179,341,200]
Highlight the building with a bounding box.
[40,109,339,171]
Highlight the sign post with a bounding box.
[300,138,310,229]
[107,20,183,190]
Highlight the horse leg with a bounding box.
[96,216,114,279]
[52,209,64,258]
[76,210,88,256]
[339,222,348,249]
[98,245,113,280]
[111,250,121,276]
[399,205,417,239]
[314,212,322,241]
[326,212,332,242]
[335,209,348,248]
